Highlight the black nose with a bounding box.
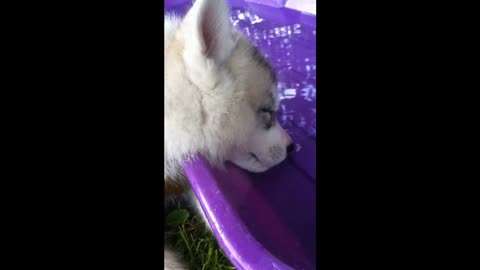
[286,143,295,154]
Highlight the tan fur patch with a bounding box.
[227,36,275,108]
[165,177,188,197]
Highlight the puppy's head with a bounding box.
[178,0,292,172]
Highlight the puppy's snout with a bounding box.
[286,143,295,154]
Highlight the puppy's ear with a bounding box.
[182,0,235,64]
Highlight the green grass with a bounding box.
[165,205,235,270]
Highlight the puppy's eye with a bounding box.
[258,107,276,129]
[259,107,273,114]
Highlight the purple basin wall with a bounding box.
[165,1,317,269]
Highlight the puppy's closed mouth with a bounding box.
[249,152,267,167]
[249,152,259,161]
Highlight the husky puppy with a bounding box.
[164,0,293,268]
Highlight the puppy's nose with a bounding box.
[286,143,295,154]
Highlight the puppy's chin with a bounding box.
[231,159,270,173]
[229,153,280,173]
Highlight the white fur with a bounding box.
[164,248,188,270]
[164,0,292,268]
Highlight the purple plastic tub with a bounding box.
[165,0,316,269]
